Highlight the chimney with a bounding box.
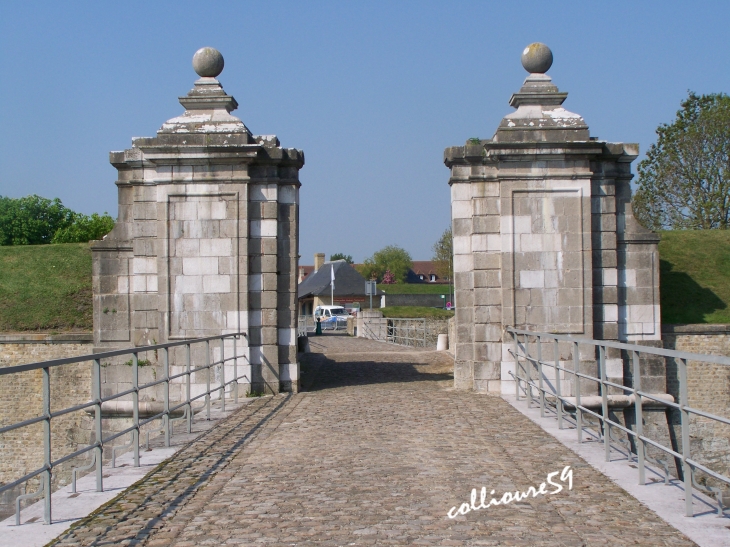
[314,253,325,271]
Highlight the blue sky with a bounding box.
[1,1,729,263]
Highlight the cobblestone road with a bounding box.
[49,335,696,546]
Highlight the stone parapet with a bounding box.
[0,333,93,344]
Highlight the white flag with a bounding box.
[330,264,335,291]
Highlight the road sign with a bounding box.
[365,281,377,295]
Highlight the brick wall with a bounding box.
[0,332,247,519]
[0,334,94,519]
[662,325,730,491]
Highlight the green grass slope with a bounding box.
[377,283,453,295]
[0,232,727,332]
[659,230,730,324]
[0,243,92,332]
[380,306,455,319]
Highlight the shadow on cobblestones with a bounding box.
[301,353,453,392]
[48,395,289,547]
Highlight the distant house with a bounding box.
[298,258,449,286]
[297,254,381,315]
[297,265,314,283]
[407,261,450,284]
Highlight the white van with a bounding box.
[314,306,350,330]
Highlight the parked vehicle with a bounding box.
[314,306,350,330]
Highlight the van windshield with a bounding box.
[331,308,348,315]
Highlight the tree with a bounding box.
[0,195,74,245]
[330,252,353,264]
[381,269,396,284]
[0,195,115,245]
[633,92,730,230]
[358,245,413,283]
[52,212,115,243]
[432,228,453,282]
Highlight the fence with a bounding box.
[297,315,349,337]
[0,332,247,525]
[298,315,314,337]
[358,317,449,349]
[507,326,730,517]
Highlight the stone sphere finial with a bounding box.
[521,43,553,74]
[192,47,224,78]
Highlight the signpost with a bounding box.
[365,280,377,309]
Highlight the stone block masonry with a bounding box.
[92,48,304,394]
[445,43,661,394]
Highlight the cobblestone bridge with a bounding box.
[47,335,696,546]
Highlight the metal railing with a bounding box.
[297,315,313,337]
[507,326,730,517]
[0,332,247,525]
[297,315,347,336]
[387,318,428,348]
[358,317,448,349]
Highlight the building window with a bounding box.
[430,274,436,282]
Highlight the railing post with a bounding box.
[599,345,609,461]
[632,350,645,485]
[513,333,520,400]
[206,340,211,421]
[423,319,427,348]
[526,334,535,406]
[186,344,192,434]
[679,357,693,517]
[573,341,582,443]
[93,358,103,493]
[220,337,226,412]
[42,366,52,524]
[163,348,170,447]
[554,339,563,430]
[537,336,545,417]
[233,335,239,404]
[132,352,140,467]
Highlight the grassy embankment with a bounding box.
[0,231,729,331]
[377,283,455,318]
[0,243,92,332]
[659,230,730,324]
[376,283,453,295]
[380,306,455,319]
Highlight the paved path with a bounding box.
[48,335,696,546]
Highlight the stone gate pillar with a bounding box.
[444,44,661,394]
[92,48,303,393]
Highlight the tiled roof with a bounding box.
[298,260,381,299]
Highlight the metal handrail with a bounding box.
[0,332,247,526]
[357,317,447,349]
[386,318,428,348]
[298,315,315,337]
[506,326,730,517]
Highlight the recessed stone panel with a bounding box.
[507,189,585,334]
[167,193,239,339]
